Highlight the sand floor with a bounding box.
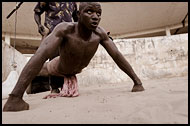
[2,76,188,124]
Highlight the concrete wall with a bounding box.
[77,33,188,86]
[2,33,188,86]
[2,40,28,82]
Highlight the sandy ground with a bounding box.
[2,76,188,124]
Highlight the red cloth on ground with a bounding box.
[43,75,79,99]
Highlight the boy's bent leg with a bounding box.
[43,76,63,99]
[50,76,60,93]
[3,94,29,112]
[50,76,65,93]
[38,62,49,76]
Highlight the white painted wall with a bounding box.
[2,40,28,82]
[77,33,188,86]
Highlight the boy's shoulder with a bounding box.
[57,22,75,29]
[94,26,108,39]
[54,22,76,34]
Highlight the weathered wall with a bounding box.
[77,33,188,86]
[2,41,28,82]
[2,34,188,86]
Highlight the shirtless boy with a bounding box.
[3,2,144,112]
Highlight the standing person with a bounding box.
[33,2,78,94]
[3,2,144,112]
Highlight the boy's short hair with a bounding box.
[79,2,101,12]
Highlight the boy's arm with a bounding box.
[11,24,65,96]
[99,28,142,85]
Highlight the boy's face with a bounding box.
[79,3,102,30]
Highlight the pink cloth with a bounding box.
[43,75,79,99]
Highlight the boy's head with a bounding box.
[79,2,101,12]
[78,2,102,30]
